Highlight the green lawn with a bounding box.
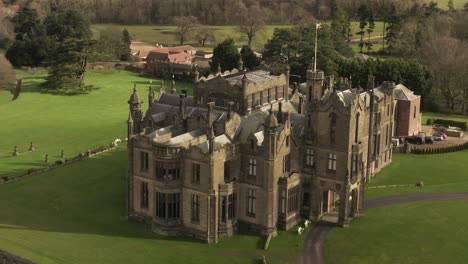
[0,70,190,180]
[0,146,307,264]
[92,22,384,52]
[324,200,468,264]
[92,24,291,51]
[422,112,468,125]
[366,151,468,199]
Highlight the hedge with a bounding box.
[412,142,468,155]
[431,118,467,131]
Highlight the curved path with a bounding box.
[303,192,468,264]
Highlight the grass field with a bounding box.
[0,70,190,180]
[92,22,384,52]
[366,150,468,199]
[324,200,468,264]
[422,112,468,125]
[0,146,307,264]
[430,0,466,9]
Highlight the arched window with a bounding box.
[355,112,360,143]
[330,113,337,144]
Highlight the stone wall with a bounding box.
[0,250,35,264]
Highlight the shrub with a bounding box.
[54,160,63,165]
[27,168,41,174]
[426,118,435,125]
[433,119,467,131]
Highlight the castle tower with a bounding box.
[263,105,279,160]
[262,105,279,236]
[128,85,143,134]
[305,69,325,103]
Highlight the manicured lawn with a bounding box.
[0,146,307,264]
[422,112,468,125]
[324,200,468,264]
[0,70,190,179]
[366,151,468,199]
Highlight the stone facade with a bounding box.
[126,67,396,242]
[394,84,422,137]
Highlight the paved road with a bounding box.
[303,192,468,264]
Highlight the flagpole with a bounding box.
[314,23,319,73]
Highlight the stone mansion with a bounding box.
[126,65,398,243]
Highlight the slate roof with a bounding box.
[225,70,274,86]
[394,84,419,101]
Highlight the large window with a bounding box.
[247,189,256,217]
[140,152,149,172]
[155,161,180,181]
[228,193,236,220]
[224,161,231,182]
[306,149,314,166]
[192,163,200,183]
[248,158,256,177]
[328,153,337,171]
[355,113,360,143]
[352,154,358,174]
[283,154,291,174]
[288,186,300,215]
[280,190,286,214]
[330,113,337,144]
[140,182,148,209]
[156,192,180,219]
[191,194,200,223]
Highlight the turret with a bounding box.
[207,126,215,155]
[128,85,143,134]
[127,111,134,139]
[277,101,283,123]
[148,85,155,104]
[263,104,278,159]
[285,65,290,101]
[193,66,200,83]
[206,102,215,129]
[306,69,325,102]
[216,63,222,76]
[238,56,244,71]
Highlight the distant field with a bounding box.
[92,22,384,52]
[91,24,290,51]
[431,0,466,9]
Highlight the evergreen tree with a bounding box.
[210,38,240,73]
[356,4,369,53]
[385,4,401,51]
[464,2,468,12]
[120,29,132,61]
[240,45,259,70]
[6,5,50,67]
[366,9,375,53]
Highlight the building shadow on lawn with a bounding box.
[0,149,209,245]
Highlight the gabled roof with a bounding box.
[394,84,419,101]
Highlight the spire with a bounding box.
[193,66,200,83]
[264,104,278,128]
[208,125,215,155]
[148,85,155,104]
[238,56,244,71]
[216,63,222,75]
[277,101,283,123]
[242,74,248,90]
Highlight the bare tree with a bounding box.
[173,16,199,45]
[239,5,265,48]
[0,54,15,91]
[195,26,216,47]
[420,36,468,112]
